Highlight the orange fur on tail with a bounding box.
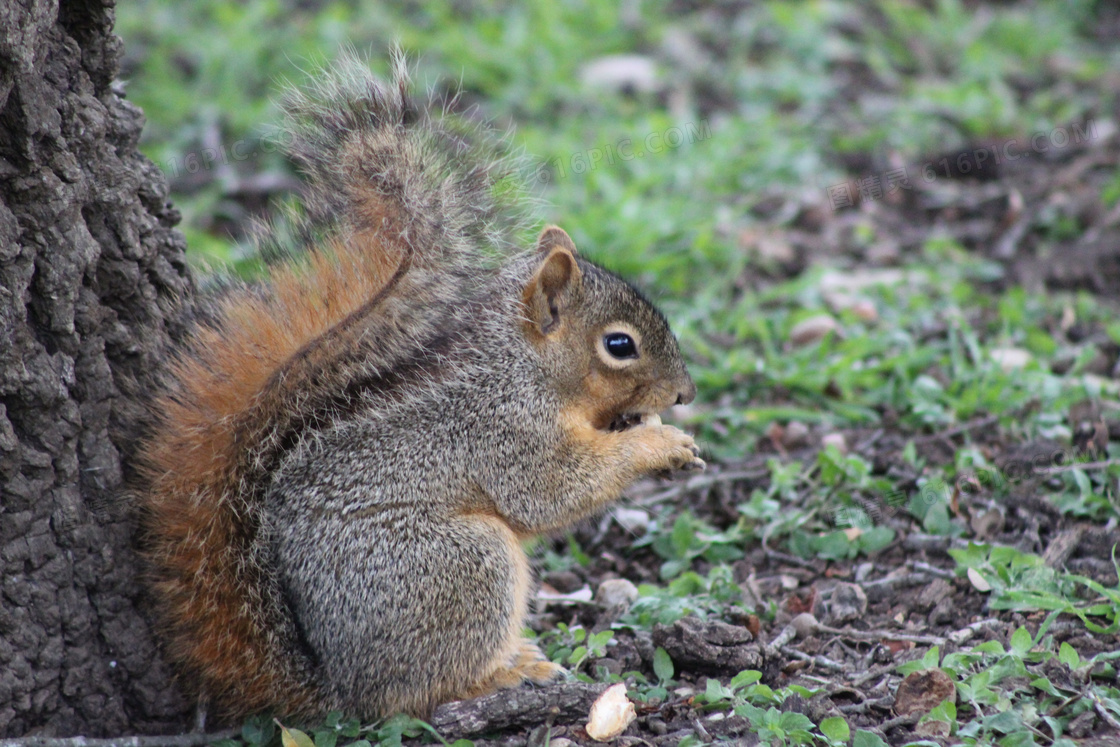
[138,237,405,716]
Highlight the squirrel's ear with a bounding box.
[536,225,579,257]
[522,230,582,336]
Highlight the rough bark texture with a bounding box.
[430,682,609,740]
[0,0,194,737]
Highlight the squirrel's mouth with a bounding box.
[607,412,662,432]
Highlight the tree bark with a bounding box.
[0,0,194,737]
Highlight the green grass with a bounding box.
[119,0,1116,285]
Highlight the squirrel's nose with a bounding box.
[675,378,697,406]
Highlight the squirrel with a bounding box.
[135,53,705,723]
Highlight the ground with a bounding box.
[115,1,1120,745]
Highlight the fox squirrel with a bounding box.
[136,54,704,722]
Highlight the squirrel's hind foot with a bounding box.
[465,640,564,699]
[512,640,565,685]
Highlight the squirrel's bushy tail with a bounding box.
[136,54,534,718]
[280,50,534,269]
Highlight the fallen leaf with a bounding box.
[586,683,636,741]
[279,725,315,747]
[790,314,840,346]
[894,669,956,717]
[967,567,991,592]
[883,639,915,655]
[915,719,951,738]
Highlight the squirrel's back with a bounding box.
[136,54,533,718]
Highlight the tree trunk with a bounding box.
[0,0,194,736]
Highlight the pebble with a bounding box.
[613,507,651,534]
[790,612,820,638]
[820,432,848,454]
[597,578,640,609]
[851,299,878,322]
[826,582,868,624]
[990,347,1031,371]
[579,55,659,94]
[781,420,810,449]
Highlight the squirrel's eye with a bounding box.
[604,332,638,359]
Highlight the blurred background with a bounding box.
[117,0,1119,457]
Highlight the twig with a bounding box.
[814,623,946,647]
[837,696,893,714]
[638,468,768,505]
[911,561,956,580]
[947,618,1003,645]
[878,713,920,732]
[815,617,1000,649]
[850,662,902,687]
[762,544,820,571]
[860,570,934,592]
[769,622,800,649]
[913,415,999,444]
[780,645,846,672]
[1093,695,1120,732]
[1036,459,1120,475]
[0,730,239,747]
[690,717,712,743]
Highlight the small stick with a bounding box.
[878,713,920,732]
[638,468,768,505]
[913,415,999,444]
[947,618,1003,645]
[911,561,956,580]
[1094,696,1120,732]
[780,645,846,672]
[1036,459,1120,475]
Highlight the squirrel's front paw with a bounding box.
[631,416,706,474]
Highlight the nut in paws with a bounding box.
[639,419,705,473]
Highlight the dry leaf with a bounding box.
[894,669,956,717]
[586,683,636,741]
